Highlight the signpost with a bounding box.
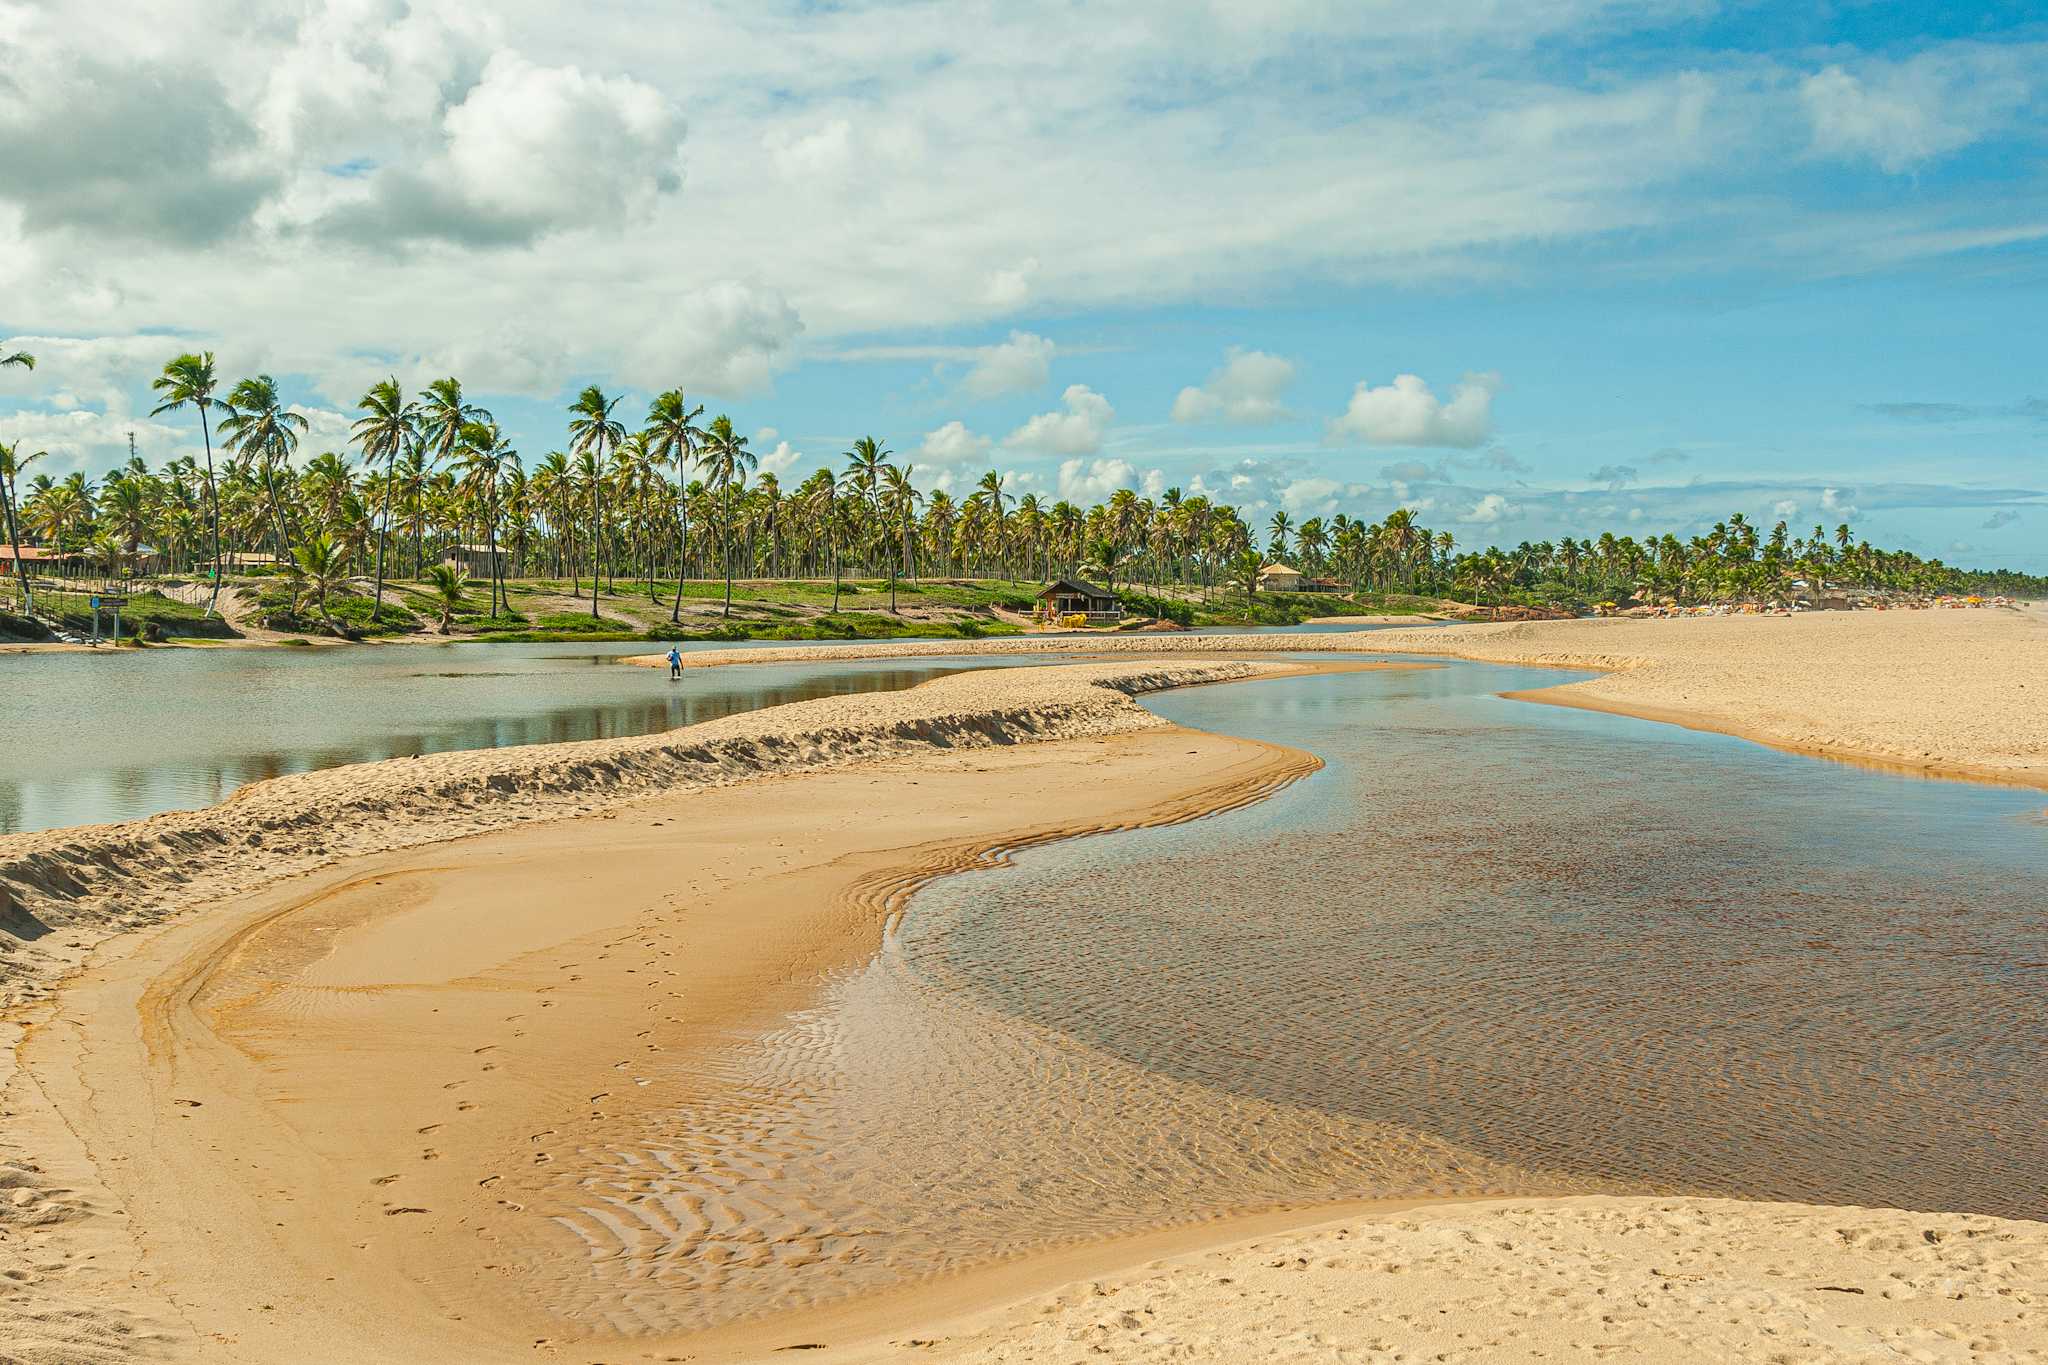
[91,595,128,645]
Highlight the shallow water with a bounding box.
[550,660,2048,1331]
[0,643,1041,833]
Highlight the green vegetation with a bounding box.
[1,347,2039,648]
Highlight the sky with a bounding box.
[1,0,2044,567]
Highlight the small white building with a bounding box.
[1257,563,1305,592]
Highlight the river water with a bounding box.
[0,643,1044,834]
[549,659,2048,1331]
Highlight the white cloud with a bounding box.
[618,280,803,396]
[1459,492,1518,524]
[1005,384,1113,456]
[1057,457,1151,504]
[1327,372,1499,448]
[1280,476,1342,515]
[1772,498,1800,518]
[1820,486,1860,520]
[917,419,993,464]
[1800,52,2032,173]
[757,440,803,475]
[961,331,1055,398]
[1171,348,1296,425]
[983,258,1038,310]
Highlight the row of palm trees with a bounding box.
[3,349,2041,630]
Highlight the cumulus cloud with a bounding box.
[1459,492,1518,524]
[757,440,804,475]
[1983,509,2022,530]
[1057,457,1157,504]
[1772,498,1800,518]
[0,58,273,245]
[618,280,803,396]
[1326,372,1499,448]
[918,419,993,464]
[319,52,684,246]
[1647,447,1689,465]
[1006,384,1113,456]
[1820,486,1860,519]
[960,331,1055,398]
[1589,464,1638,490]
[1280,476,1347,515]
[1171,348,1295,424]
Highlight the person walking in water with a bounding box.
[667,645,683,681]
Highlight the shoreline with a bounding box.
[1,664,1354,1361]
[0,655,1366,1010]
[620,607,2048,791]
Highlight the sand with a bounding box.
[913,1197,2048,1364]
[0,656,1304,1010]
[0,658,1360,1360]
[4,624,2045,1361]
[631,604,2048,786]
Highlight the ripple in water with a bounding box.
[547,662,2048,1332]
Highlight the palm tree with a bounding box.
[0,440,44,614]
[532,452,574,581]
[149,352,225,615]
[1230,546,1262,611]
[423,562,466,634]
[643,389,706,623]
[0,348,31,372]
[288,533,352,635]
[566,386,626,619]
[881,463,921,610]
[451,420,514,615]
[841,434,891,593]
[350,377,417,614]
[214,375,307,563]
[699,415,756,617]
[418,378,486,574]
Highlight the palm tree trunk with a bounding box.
[590,480,603,620]
[196,407,223,617]
[669,476,689,623]
[1,466,30,615]
[372,447,398,615]
[721,474,734,619]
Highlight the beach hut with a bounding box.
[443,543,506,577]
[1035,578,1123,624]
[1257,563,1306,592]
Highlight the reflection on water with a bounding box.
[0,643,1039,833]
[550,661,2048,1332]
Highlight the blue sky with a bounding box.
[1,1,2043,566]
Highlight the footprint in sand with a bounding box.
[371,1175,402,1186]
[418,1124,442,1135]
[456,1102,477,1113]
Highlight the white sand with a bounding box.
[919,1197,2048,1365]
